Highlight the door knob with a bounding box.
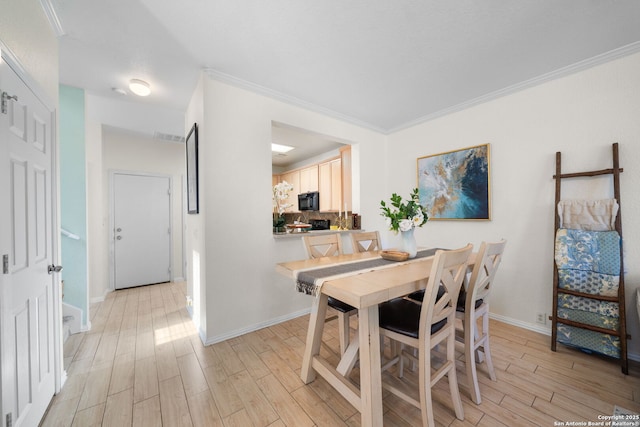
[116,228,122,232]
[1,91,18,114]
[116,236,122,240]
[48,264,63,274]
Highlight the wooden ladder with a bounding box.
[550,142,628,374]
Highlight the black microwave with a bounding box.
[298,191,320,211]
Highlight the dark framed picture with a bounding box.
[417,143,491,220]
[186,123,199,214]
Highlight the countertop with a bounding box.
[272,229,364,240]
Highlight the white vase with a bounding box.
[401,228,417,258]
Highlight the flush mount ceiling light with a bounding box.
[129,79,151,96]
[271,143,294,153]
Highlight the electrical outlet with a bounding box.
[536,312,546,324]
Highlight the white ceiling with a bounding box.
[54,0,640,134]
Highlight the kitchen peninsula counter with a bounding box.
[272,229,364,240]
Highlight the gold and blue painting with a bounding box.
[417,144,491,220]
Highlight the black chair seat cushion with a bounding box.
[328,297,356,313]
[406,285,445,304]
[406,289,425,302]
[379,296,447,339]
[455,288,483,312]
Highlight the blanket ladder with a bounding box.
[551,142,628,374]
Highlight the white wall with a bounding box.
[184,74,206,338]
[386,51,640,358]
[86,119,108,302]
[190,76,387,343]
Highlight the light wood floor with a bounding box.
[41,281,639,427]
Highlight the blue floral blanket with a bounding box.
[555,228,620,297]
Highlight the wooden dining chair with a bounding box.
[350,231,382,253]
[378,244,473,427]
[455,239,506,405]
[302,233,357,355]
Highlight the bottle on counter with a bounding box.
[352,213,361,230]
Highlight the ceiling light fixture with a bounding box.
[129,79,151,96]
[271,143,295,153]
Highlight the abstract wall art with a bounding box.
[417,144,491,220]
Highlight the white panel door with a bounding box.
[0,59,56,427]
[113,173,171,289]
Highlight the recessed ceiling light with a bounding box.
[129,79,151,96]
[272,143,295,153]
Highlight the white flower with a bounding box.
[399,219,413,232]
[385,217,392,229]
[412,211,424,227]
[273,180,294,214]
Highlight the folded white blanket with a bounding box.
[557,199,619,231]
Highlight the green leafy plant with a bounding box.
[380,188,428,233]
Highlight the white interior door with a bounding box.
[113,173,171,289]
[0,58,57,427]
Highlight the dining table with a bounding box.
[276,247,472,426]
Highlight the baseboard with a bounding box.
[90,288,112,304]
[59,369,68,393]
[200,307,312,346]
[489,312,551,336]
[490,312,640,363]
[186,306,640,363]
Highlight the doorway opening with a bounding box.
[110,171,173,289]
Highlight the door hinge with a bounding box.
[6,412,12,427]
[3,254,8,274]
[1,91,18,114]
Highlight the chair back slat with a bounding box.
[421,244,473,337]
[303,233,344,259]
[467,240,506,306]
[351,231,382,253]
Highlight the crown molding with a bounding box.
[202,68,387,134]
[39,0,66,37]
[389,41,640,134]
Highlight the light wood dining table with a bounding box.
[277,248,471,426]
